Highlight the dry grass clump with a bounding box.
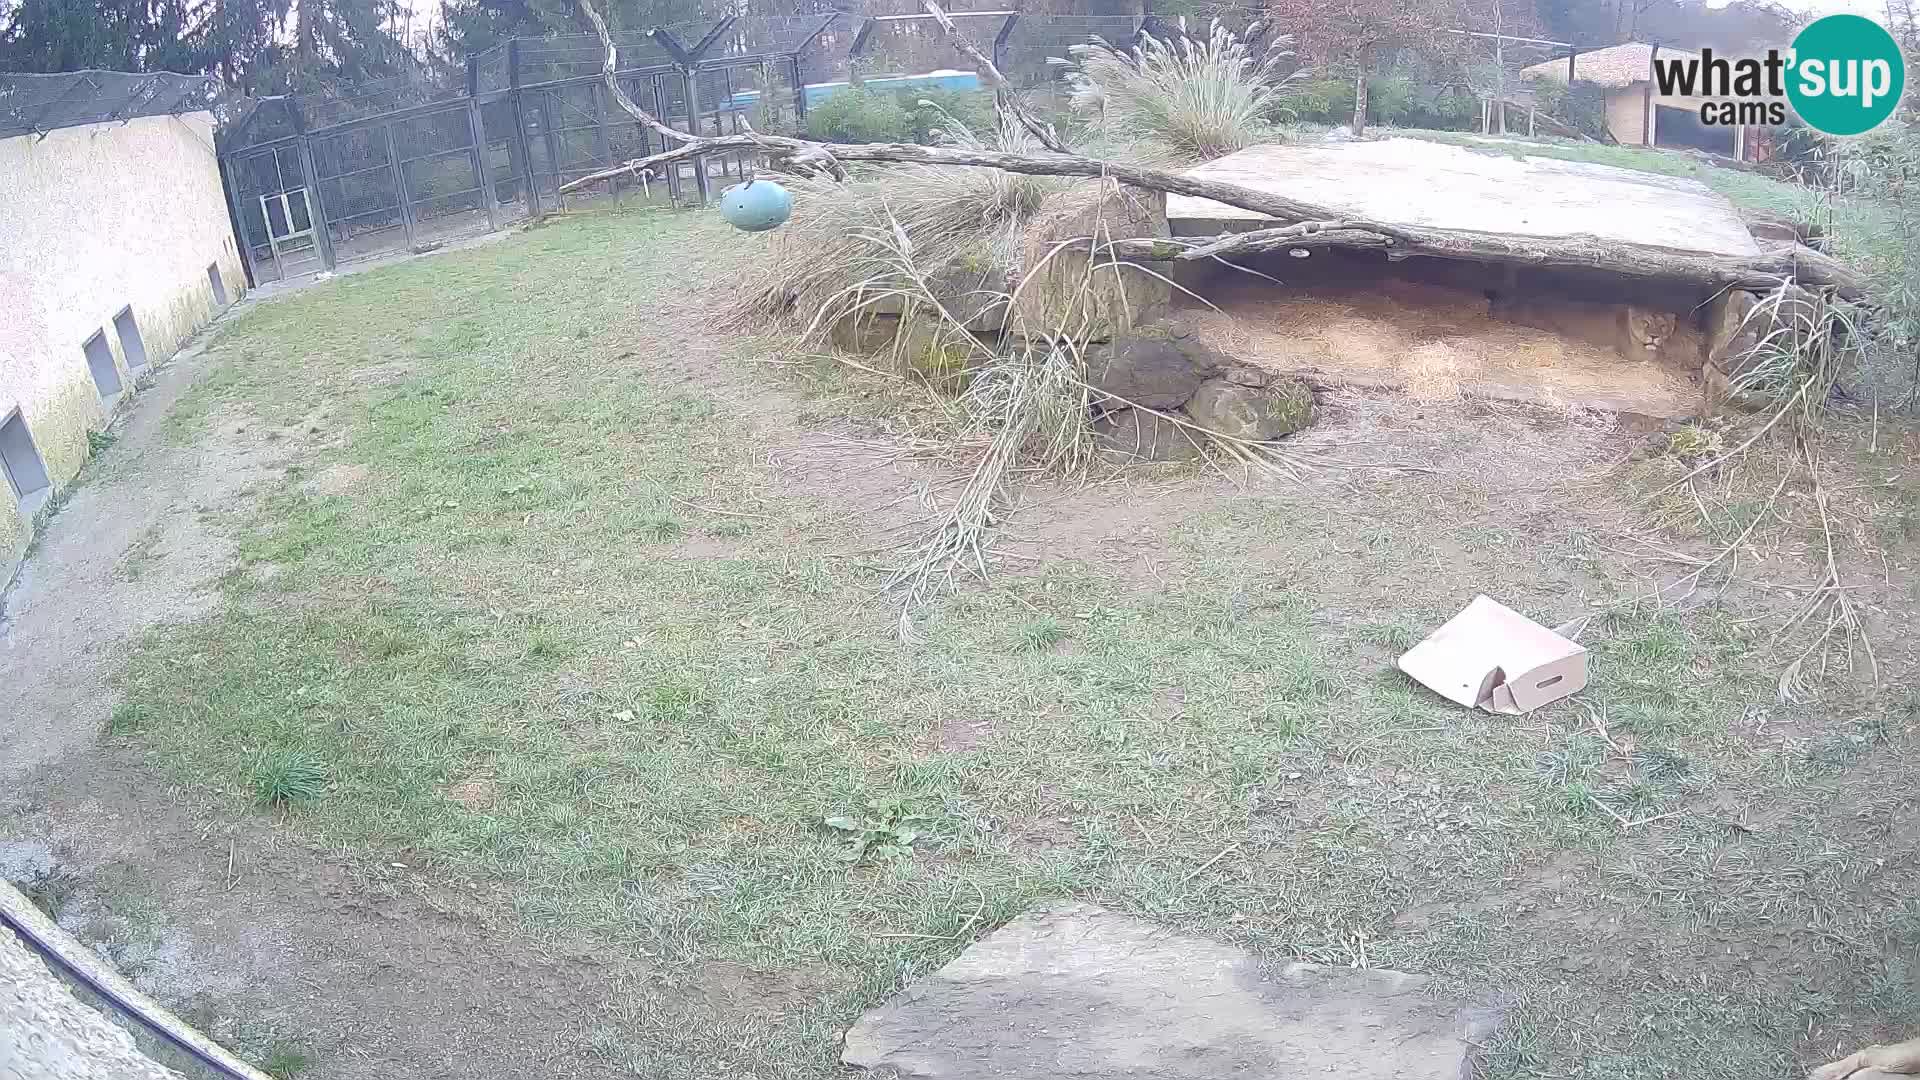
[1619,282,1883,702]
[1061,20,1302,163]
[732,109,1072,348]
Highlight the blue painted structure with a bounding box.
[727,69,982,111]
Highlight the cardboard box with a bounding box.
[1397,595,1588,715]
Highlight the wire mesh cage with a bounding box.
[0,70,221,139]
[211,12,841,281]
[299,71,461,130]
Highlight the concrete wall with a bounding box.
[0,111,244,581]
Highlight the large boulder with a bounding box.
[1085,319,1229,409]
[1182,377,1316,440]
[1700,289,1772,411]
[1011,182,1172,341]
[842,902,1501,1080]
[1091,408,1204,462]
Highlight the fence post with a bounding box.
[465,58,501,231]
[683,67,709,204]
[790,56,807,124]
[536,90,566,210]
[294,137,338,272]
[507,39,543,217]
[992,14,1020,78]
[383,122,420,251]
[590,80,618,198]
[283,96,337,272]
[218,153,261,289]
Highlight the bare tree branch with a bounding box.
[576,0,691,146]
[559,0,1867,302]
[920,0,1070,153]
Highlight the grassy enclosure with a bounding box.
[92,186,1920,1079]
[20,26,1920,1077]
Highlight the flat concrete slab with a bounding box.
[842,902,1499,1080]
[1167,138,1763,258]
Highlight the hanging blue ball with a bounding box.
[718,179,793,232]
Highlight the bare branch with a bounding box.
[576,0,691,146]
[920,0,1069,153]
[558,0,1865,302]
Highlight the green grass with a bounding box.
[249,749,330,806]
[262,1047,311,1080]
[109,204,1917,1079]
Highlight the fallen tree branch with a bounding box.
[562,0,1868,302]
[1106,230,1864,298]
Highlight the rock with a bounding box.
[1091,409,1203,462]
[894,318,979,389]
[1011,184,1172,341]
[831,312,902,355]
[1222,362,1273,388]
[842,901,1501,1080]
[1703,289,1764,375]
[1182,377,1316,440]
[857,260,1007,333]
[1700,289,1773,412]
[1085,320,1228,409]
[0,840,55,889]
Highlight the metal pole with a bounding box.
[218,153,261,289]
[537,90,566,210]
[656,74,677,202]
[467,96,502,231]
[792,56,806,123]
[507,39,543,217]
[283,96,338,272]
[1644,44,1658,147]
[293,136,337,271]
[684,67,709,204]
[383,123,419,251]
[591,80,617,196]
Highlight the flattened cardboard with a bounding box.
[1397,595,1588,715]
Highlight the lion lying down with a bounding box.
[1813,1037,1920,1080]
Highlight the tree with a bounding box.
[433,0,709,75]
[0,0,418,94]
[1457,0,1543,133]
[1267,0,1463,133]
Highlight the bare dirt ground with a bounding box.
[2,208,1916,1080]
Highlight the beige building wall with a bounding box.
[1604,85,1651,145]
[0,110,244,579]
[1601,83,1751,155]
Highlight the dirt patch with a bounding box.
[306,463,370,497]
[692,960,838,1020]
[0,341,308,782]
[3,751,636,1080]
[443,775,499,810]
[346,361,414,387]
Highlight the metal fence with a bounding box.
[215,14,836,285]
[209,7,1248,287]
[0,70,224,140]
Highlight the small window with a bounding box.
[82,330,123,404]
[0,409,52,509]
[208,263,228,306]
[113,306,148,370]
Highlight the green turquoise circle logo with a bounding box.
[1786,14,1905,136]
